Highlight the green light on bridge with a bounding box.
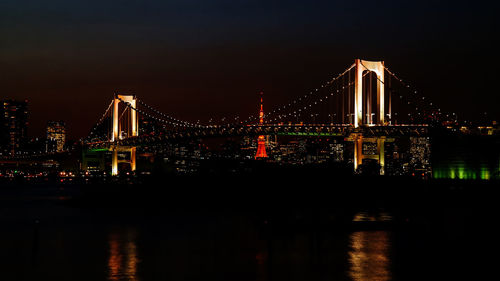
[88,148,109,152]
[277,132,342,137]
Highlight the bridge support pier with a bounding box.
[354,134,363,172]
[352,134,386,175]
[111,145,137,176]
[81,149,107,172]
[377,137,385,175]
[112,148,118,176]
[130,147,136,171]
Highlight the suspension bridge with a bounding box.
[4,59,451,176]
[79,59,444,175]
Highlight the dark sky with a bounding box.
[1,0,497,138]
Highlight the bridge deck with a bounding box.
[85,124,429,148]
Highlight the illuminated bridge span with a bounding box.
[82,58,446,175]
[86,124,428,147]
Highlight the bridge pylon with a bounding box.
[354,59,385,128]
[112,94,139,141]
[111,93,139,176]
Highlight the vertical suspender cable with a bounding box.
[388,71,392,125]
[369,71,372,124]
[348,69,351,124]
[342,72,345,124]
[363,73,367,124]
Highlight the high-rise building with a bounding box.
[329,140,344,162]
[0,99,28,155]
[409,137,432,176]
[46,121,66,152]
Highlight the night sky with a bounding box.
[1,0,497,138]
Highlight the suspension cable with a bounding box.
[137,99,202,127]
[118,97,210,129]
[383,65,447,123]
[358,61,443,124]
[265,72,369,124]
[84,100,114,142]
[224,63,356,126]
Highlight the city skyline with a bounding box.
[1,0,498,138]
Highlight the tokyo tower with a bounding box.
[255,91,268,159]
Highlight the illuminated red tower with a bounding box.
[255,91,268,159]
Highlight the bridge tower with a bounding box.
[352,59,386,174]
[354,59,385,128]
[112,94,139,141]
[111,94,139,176]
[255,92,268,159]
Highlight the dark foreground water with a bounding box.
[0,176,498,281]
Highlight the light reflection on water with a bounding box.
[103,225,393,281]
[348,231,391,281]
[107,228,140,281]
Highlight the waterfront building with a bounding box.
[0,99,28,155]
[329,140,344,162]
[409,137,432,176]
[46,121,66,152]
